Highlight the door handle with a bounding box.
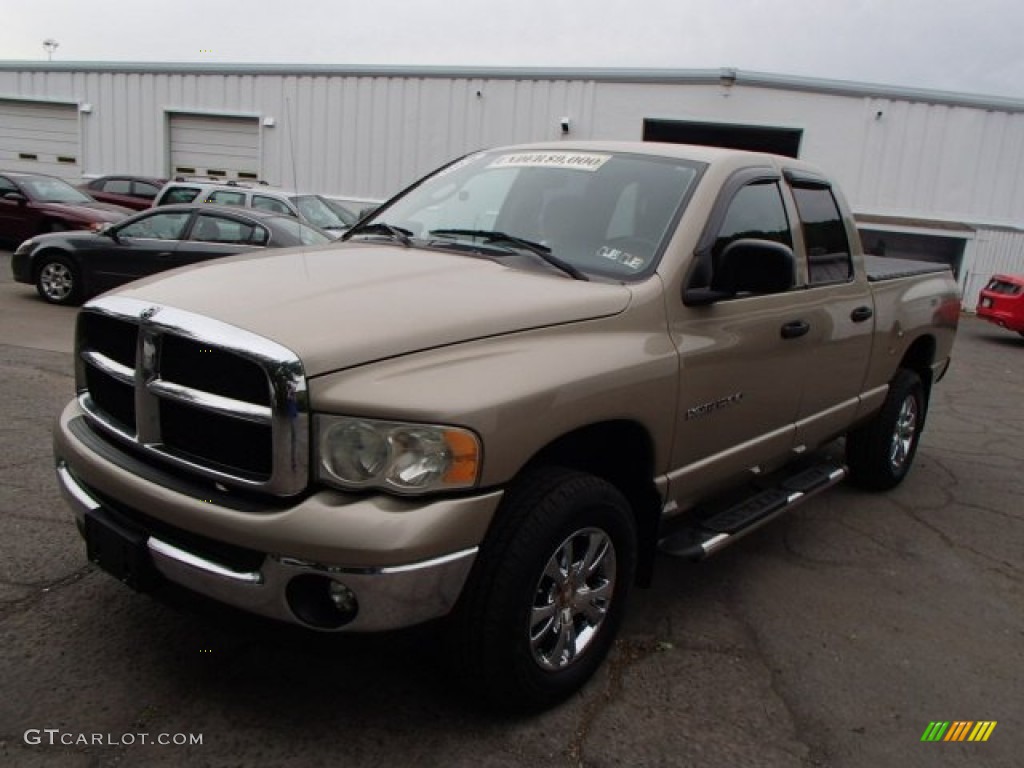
[156,252,175,259]
[851,305,874,323]
[780,321,810,339]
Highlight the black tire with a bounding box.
[35,253,83,305]
[846,369,925,490]
[451,467,637,712]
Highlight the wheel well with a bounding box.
[899,335,936,395]
[898,335,936,425]
[31,248,72,281]
[526,421,661,587]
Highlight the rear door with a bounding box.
[173,210,269,266]
[783,171,875,449]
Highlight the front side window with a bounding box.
[117,211,192,240]
[686,179,793,296]
[790,184,852,284]
[713,181,792,259]
[0,176,18,196]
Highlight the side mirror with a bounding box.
[685,239,796,305]
[3,191,28,205]
[100,224,120,242]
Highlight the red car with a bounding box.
[0,171,132,246]
[79,174,168,211]
[976,274,1024,336]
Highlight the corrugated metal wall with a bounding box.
[3,66,1023,217]
[962,228,1024,304]
[1,64,1021,300]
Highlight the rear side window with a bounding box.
[190,213,268,245]
[790,185,852,284]
[161,186,201,204]
[104,179,132,194]
[206,190,246,207]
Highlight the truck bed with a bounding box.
[864,255,952,282]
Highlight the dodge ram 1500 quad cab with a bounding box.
[54,142,959,710]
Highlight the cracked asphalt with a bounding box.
[0,260,1021,767]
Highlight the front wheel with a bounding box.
[846,369,926,490]
[451,467,637,711]
[35,253,83,305]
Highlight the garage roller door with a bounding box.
[169,114,260,180]
[0,99,81,177]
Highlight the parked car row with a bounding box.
[3,169,384,304]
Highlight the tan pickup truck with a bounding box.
[54,142,959,710]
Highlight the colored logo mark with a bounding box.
[921,721,997,742]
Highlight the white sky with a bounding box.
[2,0,1023,99]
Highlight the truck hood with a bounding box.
[114,243,633,376]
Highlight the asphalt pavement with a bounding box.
[0,257,1021,767]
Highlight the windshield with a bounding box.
[321,198,360,226]
[19,177,94,204]
[361,150,702,280]
[291,194,349,229]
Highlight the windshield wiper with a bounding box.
[429,228,588,281]
[341,221,413,247]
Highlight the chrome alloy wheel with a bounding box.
[39,261,74,302]
[888,394,919,472]
[529,527,617,671]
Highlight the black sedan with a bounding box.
[11,203,331,305]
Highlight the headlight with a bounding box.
[316,416,481,494]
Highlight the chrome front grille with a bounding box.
[76,296,308,496]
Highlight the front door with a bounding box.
[666,173,812,506]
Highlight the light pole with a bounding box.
[43,39,59,61]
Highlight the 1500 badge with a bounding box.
[685,392,744,420]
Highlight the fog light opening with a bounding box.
[285,574,358,629]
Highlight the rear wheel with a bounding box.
[35,253,82,305]
[846,369,925,490]
[452,467,637,711]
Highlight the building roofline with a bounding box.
[2,61,1023,113]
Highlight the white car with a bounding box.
[153,179,351,237]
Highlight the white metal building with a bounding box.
[2,62,1023,305]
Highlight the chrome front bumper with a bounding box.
[57,462,481,631]
[53,387,510,634]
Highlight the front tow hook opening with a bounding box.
[285,574,359,629]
